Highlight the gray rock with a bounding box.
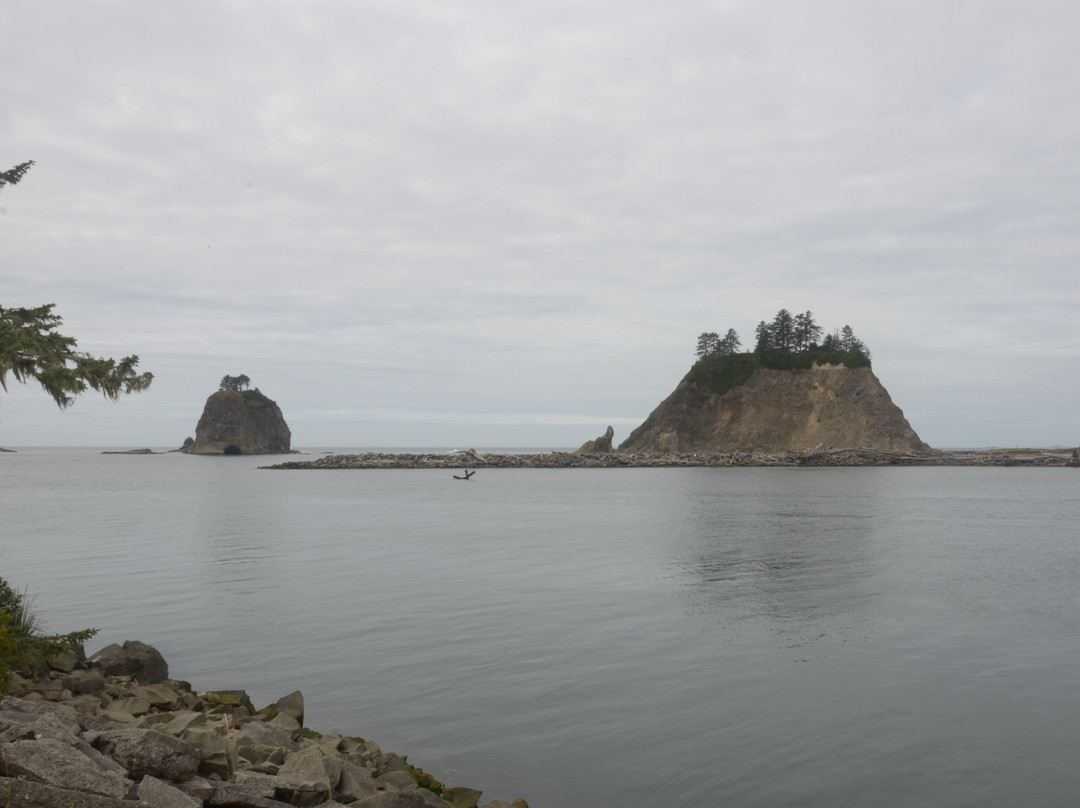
[247,759,283,775]
[336,760,379,802]
[62,669,107,694]
[162,709,210,737]
[88,640,169,684]
[417,789,454,808]
[238,718,300,752]
[240,741,290,766]
[97,707,139,726]
[275,746,333,806]
[321,752,343,788]
[268,712,301,734]
[442,786,484,808]
[195,732,239,781]
[18,711,82,745]
[137,774,204,808]
[135,682,184,709]
[574,425,615,454]
[233,770,280,797]
[94,727,201,782]
[3,737,132,799]
[0,705,39,735]
[351,792,429,808]
[274,689,304,726]
[107,695,152,716]
[46,648,79,672]
[377,771,418,791]
[41,686,75,703]
[0,777,134,808]
[74,739,131,775]
[173,776,215,802]
[1,694,107,731]
[207,780,294,807]
[201,688,255,715]
[66,693,110,719]
[381,753,412,774]
[138,711,180,730]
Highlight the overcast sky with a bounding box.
[3,0,1078,449]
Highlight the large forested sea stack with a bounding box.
[181,376,291,455]
[618,310,930,454]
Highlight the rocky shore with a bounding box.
[1,641,526,808]
[264,447,1080,470]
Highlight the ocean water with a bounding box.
[2,447,1079,807]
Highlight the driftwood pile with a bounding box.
[265,447,1080,470]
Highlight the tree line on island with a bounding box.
[690,309,871,396]
[219,373,276,408]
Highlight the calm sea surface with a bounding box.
[2,447,1079,807]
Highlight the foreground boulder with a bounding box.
[94,728,201,781]
[88,640,169,684]
[1,643,527,808]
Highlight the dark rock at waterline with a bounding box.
[88,640,169,684]
[574,425,615,454]
[274,689,304,727]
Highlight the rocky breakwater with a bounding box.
[263,447,1080,470]
[0,640,526,808]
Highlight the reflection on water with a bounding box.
[672,472,883,649]
[4,455,1080,808]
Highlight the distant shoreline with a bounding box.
[264,447,1080,470]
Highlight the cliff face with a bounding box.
[182,390,292,455]
[618,364,929,454]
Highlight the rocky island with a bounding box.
[618,311,927,454]
[265,311,1077,469]
[181,376,292,456]
[618,363,928,454]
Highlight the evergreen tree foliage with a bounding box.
[219,374,251,392]
[717,328,741,355]
[0,304,154,408]
[695,332,720,359]
[0,160,35,192]
[770,308,796,352]
[1,162,153,411]
[691,308,872,396]
[0,575,98,692]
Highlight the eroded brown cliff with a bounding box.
[618,364,929,454]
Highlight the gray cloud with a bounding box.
[3,0,1079,448]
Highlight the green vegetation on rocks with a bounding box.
[241,387,277,409]
[0,575,98,693]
